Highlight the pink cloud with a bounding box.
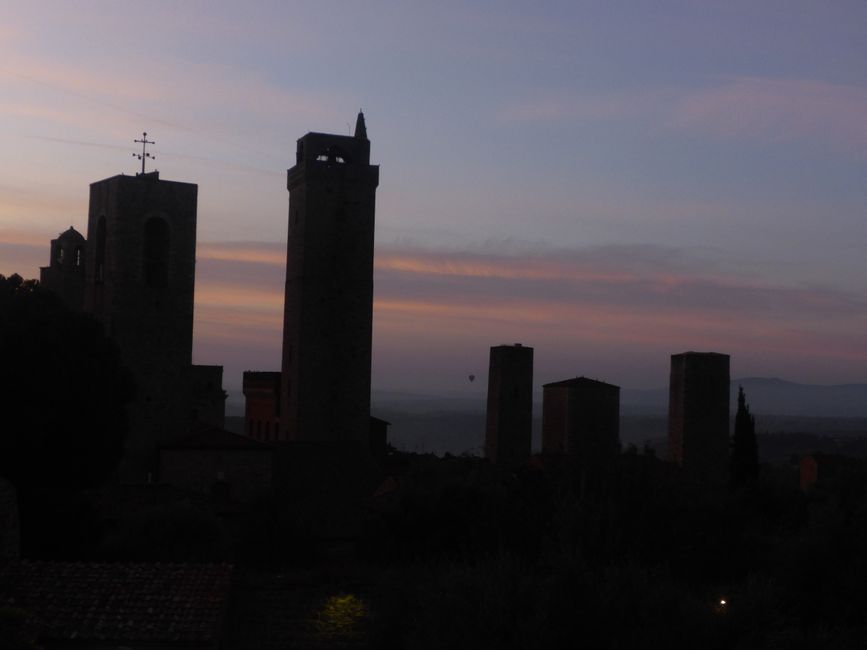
[0,228,59,276]
[185,241,867,390]
[0,49,345,139]
[3,232,865,389]
[497,90,666,125]
[497,77,867,156]
[0,228,56,248]
[673,77,867,153]
[198,242,285,266]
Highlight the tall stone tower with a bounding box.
[280,112,379,446]
[485,344,534,466]
[668,351,730,483]
[84,171,199,480]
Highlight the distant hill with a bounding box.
[224,379,867,456]
[368,379,867,455]
[623,378,867,418]
[372,390,486,414]
[374,378,867,418]
[734,377,867,418]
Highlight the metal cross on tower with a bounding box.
[133,132,155,175]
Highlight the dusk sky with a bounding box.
[2,1,866,403]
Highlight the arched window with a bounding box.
[95,217,106,283]
[74,246,83,268]
[143,217,170,288]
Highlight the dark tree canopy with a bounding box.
[0,274,135,491]
[731,385,759,485]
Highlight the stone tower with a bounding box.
[243,371,281,441]
[485,344,534,466]
[39,226,86,310]
[542,376,620,461]
[668,351,730,483]
[280,112,379,446]
[84,171,199,480]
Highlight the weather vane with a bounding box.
[133,132,155,175]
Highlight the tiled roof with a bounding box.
[224,568,372,650]
[161,425,273,449]
[543,376,619,389]
[0,561,232,644]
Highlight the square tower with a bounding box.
[83,171,199,480]
[84,172,197,370]
[280,113,379,446]
[542,377,620,462]
[242,371,281,441]
[668,351,730,483]
[485,344,534,466]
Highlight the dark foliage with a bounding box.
[360,448,867,647]
[233,493,318,567]
[0,274,135,491]
[731,386,759,485]
[99,502,227,562]
[16,488,102,560]
[359,455,551,563]
[0,606,41,650]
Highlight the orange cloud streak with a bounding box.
[2,232,863,383]
[376,254,640,284]
[197,243,286,266]
[195,283,283,313]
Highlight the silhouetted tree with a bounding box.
[0,274,134,491]
[0,606,41,650]
[731,386,759,485]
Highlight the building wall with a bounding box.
[485,344,533,466]
[800,455,818,491]
[542,385,569,453]
[280,121,379,446]
[243,371,281,441]
[668,352,730,483]
[0,478,19,560]
[190,365,227,430]
[369,416,390,460]
[159,448,273,503]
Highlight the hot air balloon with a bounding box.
[468,374,476,382]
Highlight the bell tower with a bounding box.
[39,226,86,310]
[84,170,199,480]
[280,112,380,446]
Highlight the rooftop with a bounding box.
[0,560,232,645]
[160,424,273,450]
[543,376,619,389]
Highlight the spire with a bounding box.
[354,110,367,140]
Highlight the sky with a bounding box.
[1,1,867,403]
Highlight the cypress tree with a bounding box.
[731,385,759,484]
